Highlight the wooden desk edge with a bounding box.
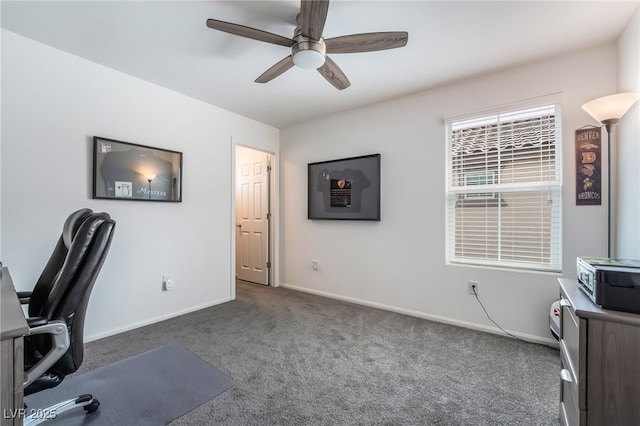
[558,277,640,327]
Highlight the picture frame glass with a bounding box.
[93,137,183,202]
[308,154,381,221]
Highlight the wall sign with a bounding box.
[575,126,601,205]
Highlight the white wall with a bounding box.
[280,44,619,343]
[1,30,279,341]
[0,26,4,260]
[616,7,640,258]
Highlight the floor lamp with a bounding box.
[582,92,638,258]
[144,173,156,200]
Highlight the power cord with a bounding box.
[471,285,556,348]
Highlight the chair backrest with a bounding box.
[33,212,116,375]
[28,208,94,318]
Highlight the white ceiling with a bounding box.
[2,1,638,128]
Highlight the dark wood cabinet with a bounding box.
[1,268,28,426]
[558,278,640,426]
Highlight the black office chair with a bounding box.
[18,208,94,307]
[20,210,116,425]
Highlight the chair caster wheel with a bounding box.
[84,399,100,414]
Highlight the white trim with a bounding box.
[443,92,564,124]
[230,136,236,300]
[85,296,232,342]
[279,282,558,348]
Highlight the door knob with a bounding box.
[236,224,242,228]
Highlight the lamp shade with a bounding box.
[582,92,638,124]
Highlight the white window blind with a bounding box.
[445,104,562,272]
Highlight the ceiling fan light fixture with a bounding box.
[293,49,325,69]
[292,32,326,69]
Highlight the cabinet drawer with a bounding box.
[560,373,579,426]
[560,297,579,379]
[560,350,579,426]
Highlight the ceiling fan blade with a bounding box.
[255,56,295,83]
[325,32,408,54]
[206,19,294,47]
[317,56,351,90]
[298,0,330,40]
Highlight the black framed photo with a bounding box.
[308,154,381,220]
[92,136,183,202]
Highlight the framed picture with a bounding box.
[308,154,381,220]
[92,136,183,202]
[575,126,601,205]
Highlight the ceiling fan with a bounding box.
[206,0,408,90]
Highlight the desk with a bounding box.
[1,267,28,426]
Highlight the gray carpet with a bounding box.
[71,281,559,425]
[25,343,233,425]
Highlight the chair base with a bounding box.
[25,394,99,426]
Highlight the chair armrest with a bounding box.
[26,316,48,328]
[17,291,32,304]
[24,320,70,389]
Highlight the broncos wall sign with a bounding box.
[575,126,601,206]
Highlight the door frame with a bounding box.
[230,140,279,300]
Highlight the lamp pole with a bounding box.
[603,121,616,259]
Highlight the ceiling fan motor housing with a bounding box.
[292,30,326,69]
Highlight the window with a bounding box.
[463,172,496,200]
[445,103,562,272]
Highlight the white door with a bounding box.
[235,146,271,285]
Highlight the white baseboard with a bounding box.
[86,285,559,349]
[85,296,232,343]
[279,282,559,348]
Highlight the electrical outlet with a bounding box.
[468,281,478,295]
[312,261,319,271]
[163,275,173,291]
